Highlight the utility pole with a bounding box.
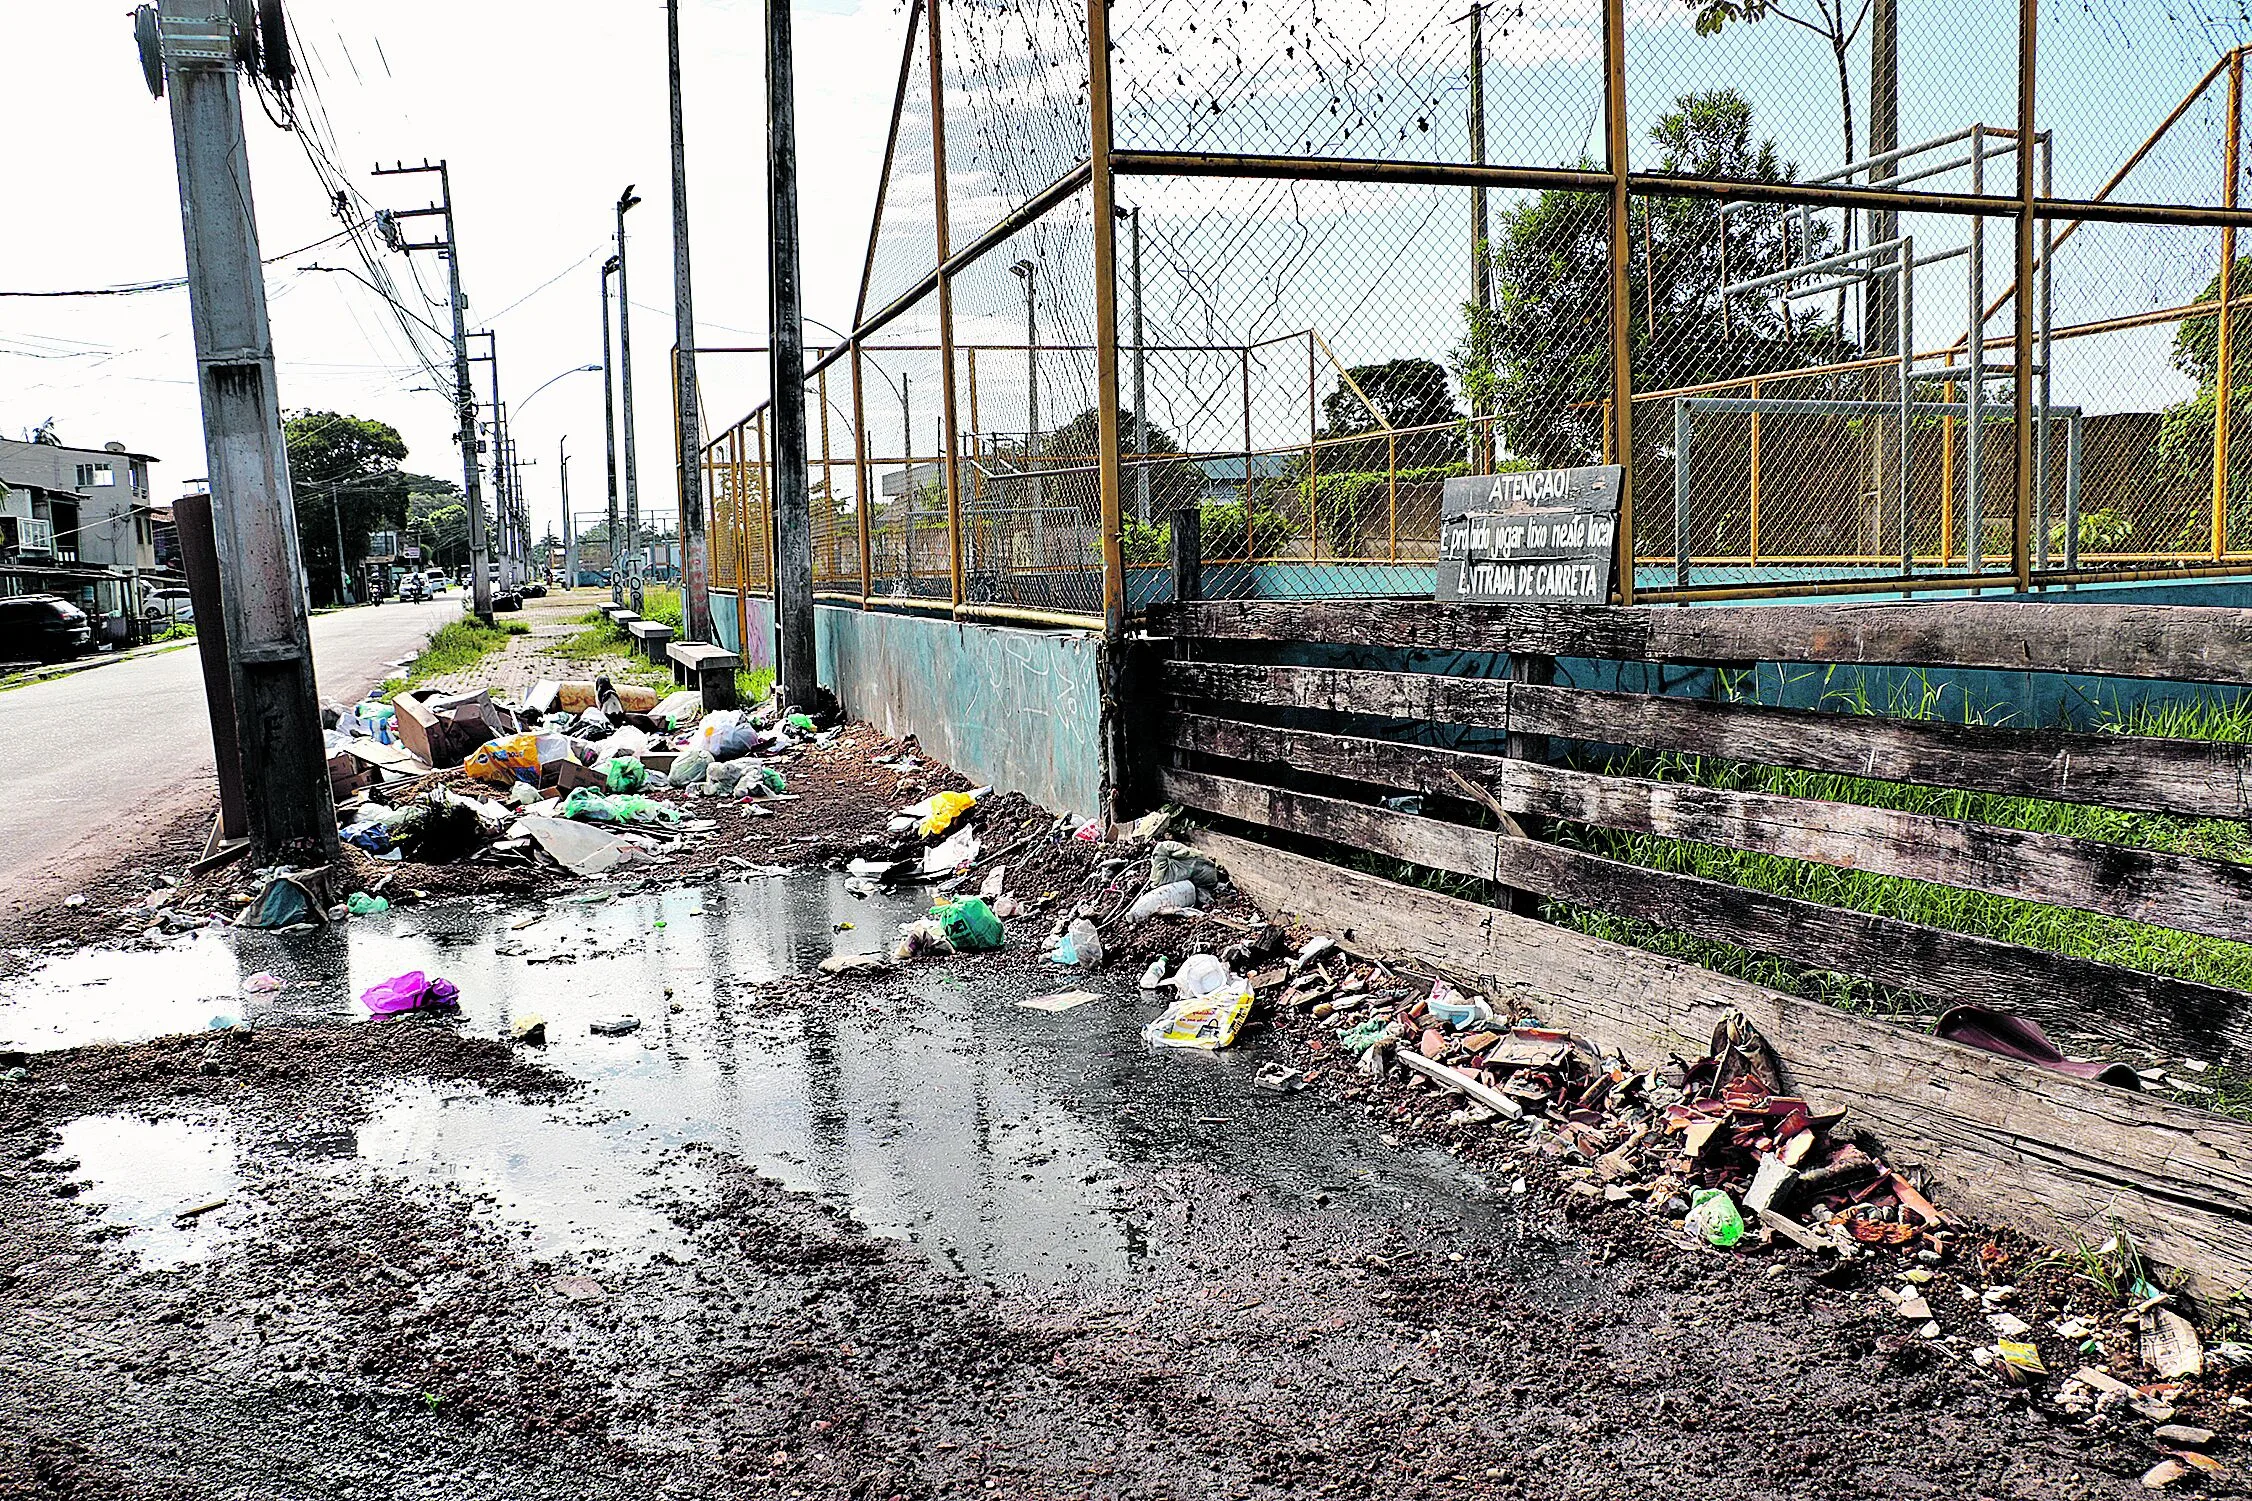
[375,158,492,621]
[600,257,623,600]
[558,439,570,586]
[767,0,816,709]
[1467,0,1491,474]
[470,331,510,586]
[615,186,645,612]
[329,482,351,605]
[138,0,337,862]
[667,0,713,641]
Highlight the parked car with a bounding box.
[0,595,96,662]
[422,569,449,594]
[142,587,195,626]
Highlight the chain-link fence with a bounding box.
[697,0,2252,623]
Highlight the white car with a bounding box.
[143,587,195,624]
[421,570,448,594]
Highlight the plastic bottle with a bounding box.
[1168,953,1230,998]
[1686,1188,1745,1248]
[1066,917,1104,969]
[1138,957,1168,990]
[1127,879,1204,922]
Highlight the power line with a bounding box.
[0,225,359,299]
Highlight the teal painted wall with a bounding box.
[816,607,1106,821]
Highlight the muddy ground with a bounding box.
[0,923,2213,1499]
[0,724,2235,1499]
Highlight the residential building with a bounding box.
[0,432,168,640]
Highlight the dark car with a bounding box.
[0,595,95,662]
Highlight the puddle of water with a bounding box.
[22,869,1517,1284]
[49,1114,240,1268]
[354,1080,694,1259]
[0,932,254,1050]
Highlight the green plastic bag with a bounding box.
[753,765,786,794]
[932,896,1003,952]
[557,789,681,825]
[601,755,648,793]
[785,712,817,732]
[345,892,389,915]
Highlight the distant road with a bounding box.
[0,598,456,921]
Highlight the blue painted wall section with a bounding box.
[705,590,778,670]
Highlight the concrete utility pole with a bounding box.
[600,256,623,601]
[667,0,713,641]
[767,0,816,708]
[615,186,645,612]
[329,483,351,605]
[375,158,492,621]
[139,0,337,861]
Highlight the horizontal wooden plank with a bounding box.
[1159,764,2252,1067]
[1187,827,2252,1297]
[1151,598,2252,685]
[1166,715,2252,944]
[1165,660,2252,819]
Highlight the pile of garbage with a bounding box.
[325,676,839,881]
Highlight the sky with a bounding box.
[7,0,2252,525]
[2,0,896,541]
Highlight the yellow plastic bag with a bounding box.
[1141,979,1255,1051]
[918,790,978,839]
[463,733,571,787]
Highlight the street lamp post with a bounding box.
[615,186,645,613]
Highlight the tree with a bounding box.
[406,480,469,569]
[2153,256,2252,549]
[1318,358,1462,473]
[1455,90,1845,468]
[1043,406,1205,521]
[284,412,413,606]
[1679,0,1872,178]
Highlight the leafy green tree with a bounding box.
[1043,406,1206,522]
[1317,358,1462,473]
[406,480,469,568]
[285,412,414,604]
[2153,255,2252,549]
[1455,90,1845,467]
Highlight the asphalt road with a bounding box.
[0,598,456,920]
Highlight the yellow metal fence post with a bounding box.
[2218,54,2243,560]
[1088,0,1128,636]
[1748,377,1762,567]
[1604,0,1636,605]
[928,5,968,609]
[851,341,873,605]
[2012,0,2038,591]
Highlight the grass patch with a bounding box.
[376,615,527,698]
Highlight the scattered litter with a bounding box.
[1143,975,1255,1050]
[917,789,979,839]
[932,896,1003,952]
[344,892,390,915]
[360,971,461,1017]
[589,1016,642,1037]
[1686,1189,1745,1248]
[551,1274,606,1303]
[2141,1308,2205,1379]
[1021,990,1101,1013]
[240,973,285,994]
[818,952,894,976]
[1254,1062,1307,1093]
[512,1014,547,1046]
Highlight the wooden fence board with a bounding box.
[1160,765,2252,1065]
[1165,660,2252,819]
[1187,829,2252,1296]
[1165,716,2252,944]
[1153,598,2252,685]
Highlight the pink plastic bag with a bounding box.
[360,971,461,1016]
